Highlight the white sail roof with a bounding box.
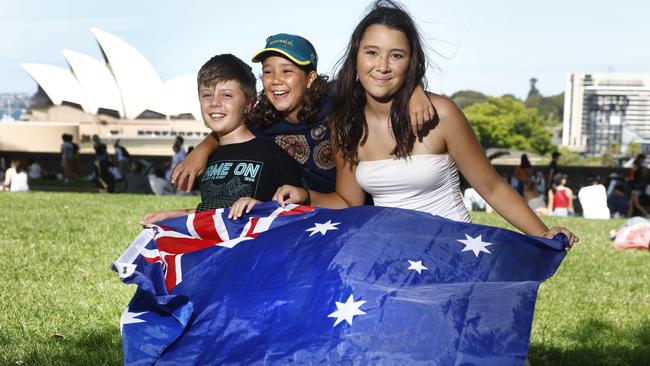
[22,28,198,120]
[62,49,124,117]
[91,28,166,119]
[20,63,90,112]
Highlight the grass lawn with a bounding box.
[0,192,648,365]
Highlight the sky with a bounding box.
[1,0,648,99]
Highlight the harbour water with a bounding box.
[0,109,23,121]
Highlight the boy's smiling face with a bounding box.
[200,80,249,137]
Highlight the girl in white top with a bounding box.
[274,2,577,245]
[2,160,29,192]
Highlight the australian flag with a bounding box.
[112,202,567,365]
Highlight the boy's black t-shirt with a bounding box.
[196,138,302,211]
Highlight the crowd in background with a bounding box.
[88,135,187,195]
[3,136,650,220]
[0,134,191,196]
[463,152,650,219]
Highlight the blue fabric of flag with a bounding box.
[112,202,567,365]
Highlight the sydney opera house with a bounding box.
[1,28,209,155]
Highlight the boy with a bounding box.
[141,54,301,224]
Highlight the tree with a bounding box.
[464,96,553,154]
[626,142,641,156]
[451,90,487,109]
[526,93,564,125]
[601,151,615,167]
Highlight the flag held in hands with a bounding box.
[112,202,567,365]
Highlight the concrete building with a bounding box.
[562,73,650,154]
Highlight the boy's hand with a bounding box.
[272,185,309,208]
[228,197,261,220]
[408,86,436,137]
[171,151,208,192]
[140,210,172,226]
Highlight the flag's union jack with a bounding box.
[114,204,314,291]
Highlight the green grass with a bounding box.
[0,192,648,365]
[0,192,200,365]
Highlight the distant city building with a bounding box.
[0,93,30,121]
[1,28,208,155]
[562,73,650,154]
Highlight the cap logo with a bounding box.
[269,39,294,47]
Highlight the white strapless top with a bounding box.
[356,154,470,222]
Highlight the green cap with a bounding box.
[251,33,318,71]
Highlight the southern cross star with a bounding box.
[328,294,366,326]
[407,260,428,274]
[305,220,340,237]
[120,309,147,335]
[457,234,493,258]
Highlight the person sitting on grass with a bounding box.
[524,180,548,216]
[2,159,29,192]
[608,184,629,218]
[147,167,173,196]
[124,161,153,195]
[547,173,574,217]
[141,54,302,224]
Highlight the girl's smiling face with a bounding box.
[261,55,317,123]
[356,24,410,103]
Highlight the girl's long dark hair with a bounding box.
[330,0,427,163]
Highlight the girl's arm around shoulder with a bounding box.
[408,85,437,136]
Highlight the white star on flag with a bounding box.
[457,234,492,258]
[328,294,366,326]
[407,260,428,274]
[305,220,340,237]
[120,308,147,335]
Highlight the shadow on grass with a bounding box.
[530,318,650,366]
[18,327,122,365]
[6,318,649,365]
